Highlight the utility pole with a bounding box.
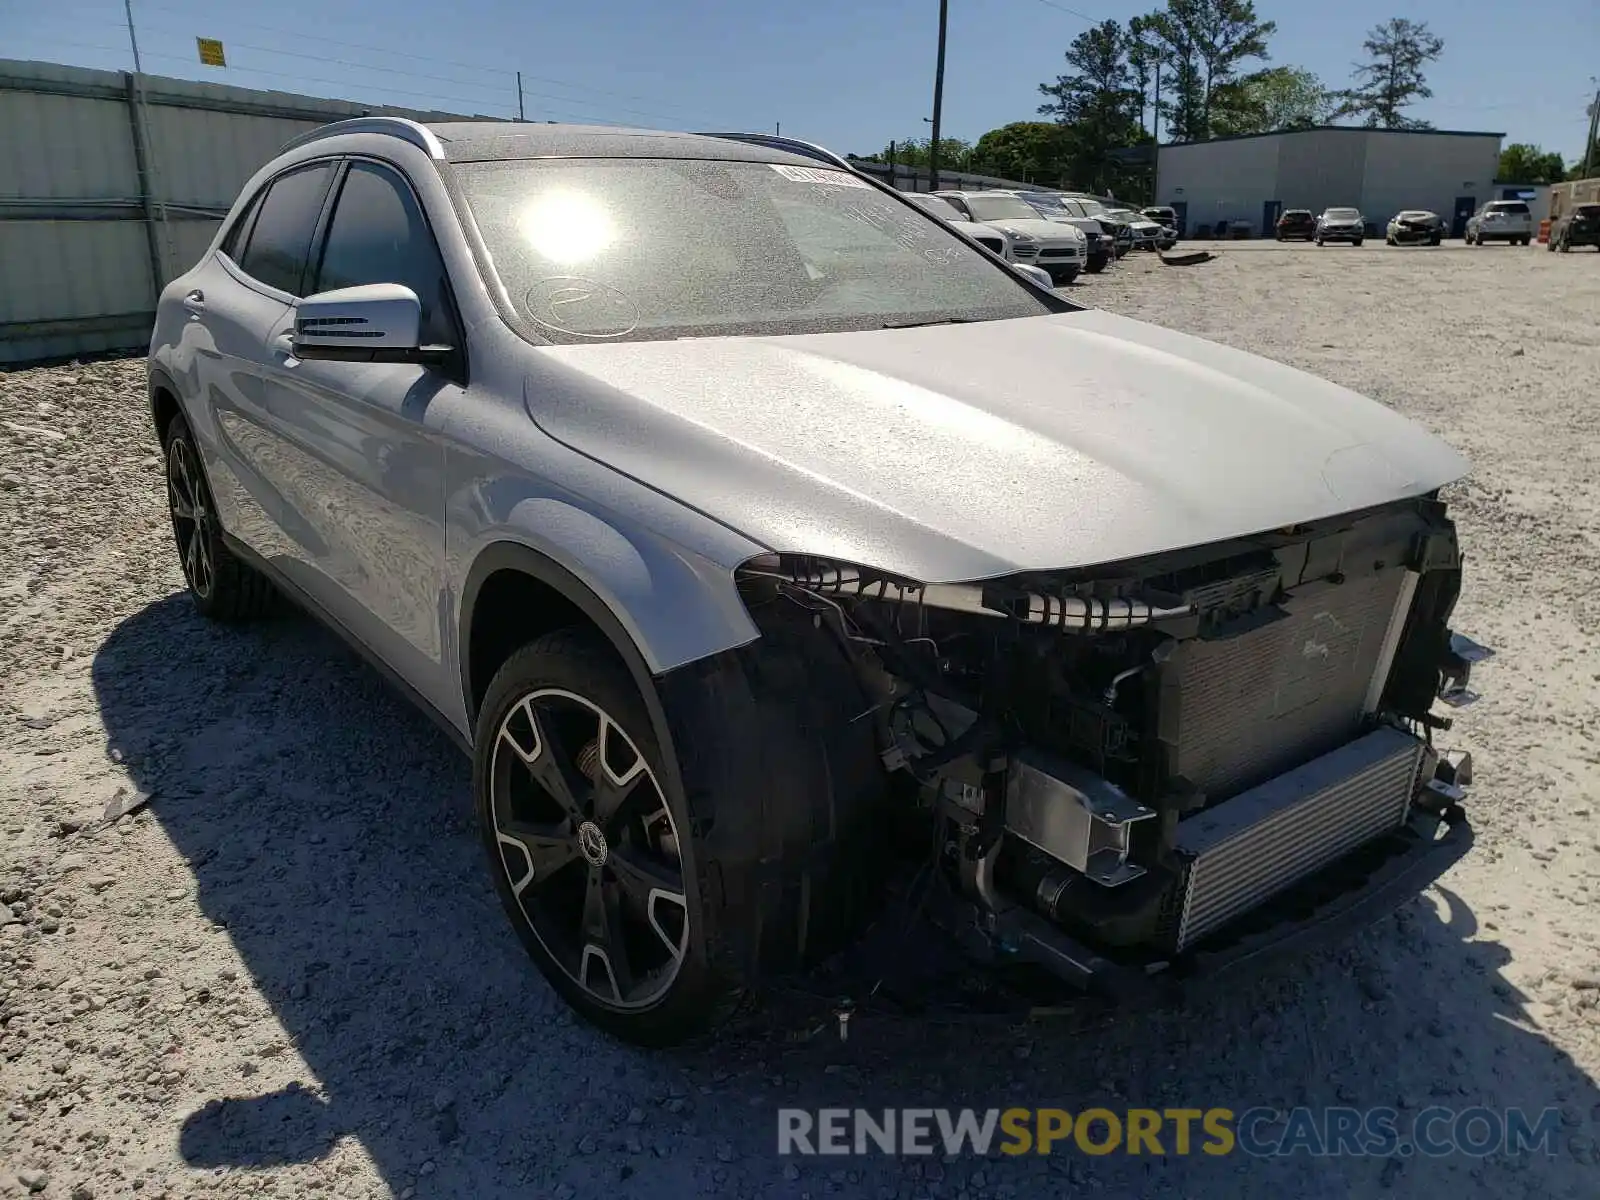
[516,72,525,120]
[1582,82,1599,179]
[928,0,949,192]
[776,121,781,136]
[123,0,143,72]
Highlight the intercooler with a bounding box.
[1156,567,1411,801]
[1170,727,1425,950]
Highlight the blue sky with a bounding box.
[11,0,1599,164]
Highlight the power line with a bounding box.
[119,0,740,120]
[19,22,749,128]
[1027,0,1099,23]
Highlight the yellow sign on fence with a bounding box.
[196,37,226,68]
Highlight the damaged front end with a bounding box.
[735,493,1491,996]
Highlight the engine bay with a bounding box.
[735,493,1486,985]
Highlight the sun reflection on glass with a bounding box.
[517,191,617,265]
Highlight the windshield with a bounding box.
[1073,199,1109,216]
[961,194,1040,222]
[1487,201,1529,214]
[455,159,1056,344]
[1323,208,1360,220]
[1577,205,1600,219]
[909,195,963,221]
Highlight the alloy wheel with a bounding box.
[490,688,689,1010]
[166,437,214,600]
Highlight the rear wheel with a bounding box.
[162,413,275,621]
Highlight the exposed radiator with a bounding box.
[1157,567,1410,801]
[1171,726,1424,951]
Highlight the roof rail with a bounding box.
[278,116,446,159]
[696,132,854,172]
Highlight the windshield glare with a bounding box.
[1324,208,1360,219]
[961,194,1040,222]
[455,159,1055,343]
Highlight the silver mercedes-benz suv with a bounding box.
[148,118,1488,1045]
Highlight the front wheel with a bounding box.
[475,621,889,1045]
[475,631,734,1045]
[1056,266,1081,285]
[1353,238,1364,247]
[1085,255,1108,274]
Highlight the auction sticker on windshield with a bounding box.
[769,164,870,188]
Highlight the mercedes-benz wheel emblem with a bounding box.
[577,821,609,867]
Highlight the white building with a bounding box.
[1155,126,1503,239]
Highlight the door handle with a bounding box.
[182,290,205,314]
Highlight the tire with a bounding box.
[1558,237,1570,253]
[162,413,276,622]
[1353,239,1364,247]
[1316,237,1324,246]
[474,620,887,1046]
[1085,254,1108,274]
[1059,267,1081,285]
[1430,234,1442,246]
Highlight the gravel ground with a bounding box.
[3,243,1599,1200]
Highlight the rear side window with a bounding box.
[238,163,336,296]
[219,189,263,261]
[312,161,456,346]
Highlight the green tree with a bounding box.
[1141,1,1206,141]
[1211,66,1332,135]
[1497,143,1566,184]
[1188,0,1278,135]
[867,137,974,171]
[1037,19,1145,189]
[1336,18,1444,129]
[968,122,1073,184]
[1137,0,1275,141]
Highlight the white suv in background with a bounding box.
[932,190,1088,285]
[1465,200,1533,246]
[905,194,1014,261]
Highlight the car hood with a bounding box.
[948,219,1003,240]
[978,217,1081,242]
[525,310,1467,582]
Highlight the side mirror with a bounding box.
[1012,263,1055,290]
[292,283,449,364]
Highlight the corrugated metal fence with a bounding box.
[0,59,489,363]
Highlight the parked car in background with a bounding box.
[933,190,1087,284]
[1057,194,1136,257]
[1386,210,1445,246]
[1316,207,1366,246]
[1107,207,1172,250]
[1142,206,1179,236]
[1013,191,1114,273]
[906,194,1014,260]
[1465,200,1533,246]
[1275,209,1317,241]
[148,117,1487,1046]
[1549,202,1600,252]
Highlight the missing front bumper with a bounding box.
[946,803,1472,1001]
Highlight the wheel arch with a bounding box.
[147,365,183,446]
[460,541,666,733]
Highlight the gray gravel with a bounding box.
[3,242,1599,1199]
